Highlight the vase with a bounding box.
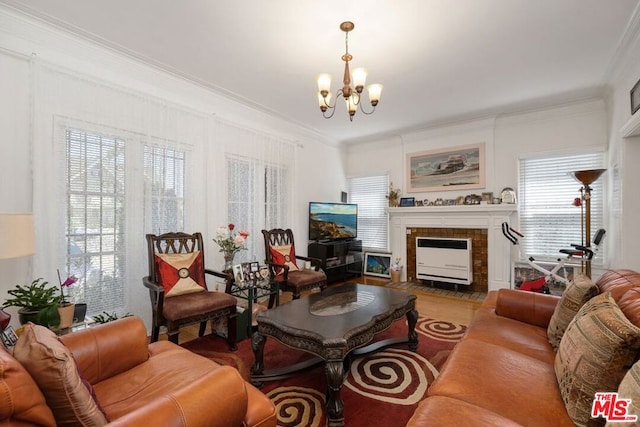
[390,269,402,283]
[57,303,75,329]
[223,254,235,271]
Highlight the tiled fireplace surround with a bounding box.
[388,205,517,293]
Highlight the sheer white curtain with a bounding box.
[212,118,296,265]
[30,57,208,318]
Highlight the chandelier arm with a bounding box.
[358,99,376,115]
[322,107,337,119]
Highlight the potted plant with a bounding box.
[2,278,61,327]
[386,182,401,207]
[57,271,78,329]
[390,257,403,283]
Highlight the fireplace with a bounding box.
[388,204,517,292]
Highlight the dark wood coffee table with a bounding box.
[251,283,418,427]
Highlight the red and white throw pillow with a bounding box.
[269,244,299,275]
[155,251,206,297]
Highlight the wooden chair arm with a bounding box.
[205,268,232,293]
[265,261,289,279]
[143,276,164,295]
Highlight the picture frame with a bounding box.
[1,326,18,349]
[631,78,640,115]
[232,264,244,284]
[399,197,415,207]
[406,142,485,193]
[364,252,392,278]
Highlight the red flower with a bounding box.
[228,223,235,231]
[572,197,582,207]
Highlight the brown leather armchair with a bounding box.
[144,232,237,348]
[261,228,327,299]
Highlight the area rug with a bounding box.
[182,317,466,427]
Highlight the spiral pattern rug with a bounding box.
[182,317,466,427]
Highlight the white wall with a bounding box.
[347,100,610,288]
[604,24,640,271]
[0,7,345,328]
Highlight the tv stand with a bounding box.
[308,239,363,283]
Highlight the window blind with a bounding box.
[518,151,605,265]
[66,129,126,313]
[144,145,185,234]
[348,175,389,250]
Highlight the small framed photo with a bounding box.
[1,326,18,349]
[364,252,392,278]
[399,197,415,207]
[632,78,640,115]
[481,192,493,204]
[232,264,244,284]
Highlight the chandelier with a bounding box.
[316,21,383,121]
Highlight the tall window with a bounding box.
[144,145,185,234]
[227,155,289,262]
[65,129,187,315]
[518,151,605,265]
[65,129,126,313]
[348,174,389,250]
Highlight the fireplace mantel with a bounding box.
[388,204,517,291]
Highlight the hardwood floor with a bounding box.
[161,276,483,344]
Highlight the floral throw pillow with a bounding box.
[269,244,299,275]
[155,251,206,297]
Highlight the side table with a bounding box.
[229,278,279,339]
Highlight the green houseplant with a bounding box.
[2,278,61,327]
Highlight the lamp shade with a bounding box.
[0,213,35,259]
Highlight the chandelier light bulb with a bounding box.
[352,68,367,92]
[316,73,332,96]
[367,84,383,106]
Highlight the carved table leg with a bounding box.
[406,308,419,352]
[325,359,345,427]
[250,332,266,387]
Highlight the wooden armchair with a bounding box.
[261,228,327,300]
[143,232,237,349]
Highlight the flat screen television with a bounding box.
[309,202,358,241]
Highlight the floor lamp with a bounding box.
[569,169,605,278]
[0,213,35,334]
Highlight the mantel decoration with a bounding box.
[316,21,383,121]
[213,224,250,270]
[386,182,401,207]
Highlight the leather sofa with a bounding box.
[0,316,277,426]
[407,269,640,426]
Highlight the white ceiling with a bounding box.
[2,0,639,143]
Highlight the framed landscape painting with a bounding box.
[406,142,485,192]
[364,252,392,278]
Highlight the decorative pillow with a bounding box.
[12,323,108,426]
[609,360,640,426]
[547,273,599,350]
[155,251,206,297]
[269,244,299,275]
[555,292,640,427]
